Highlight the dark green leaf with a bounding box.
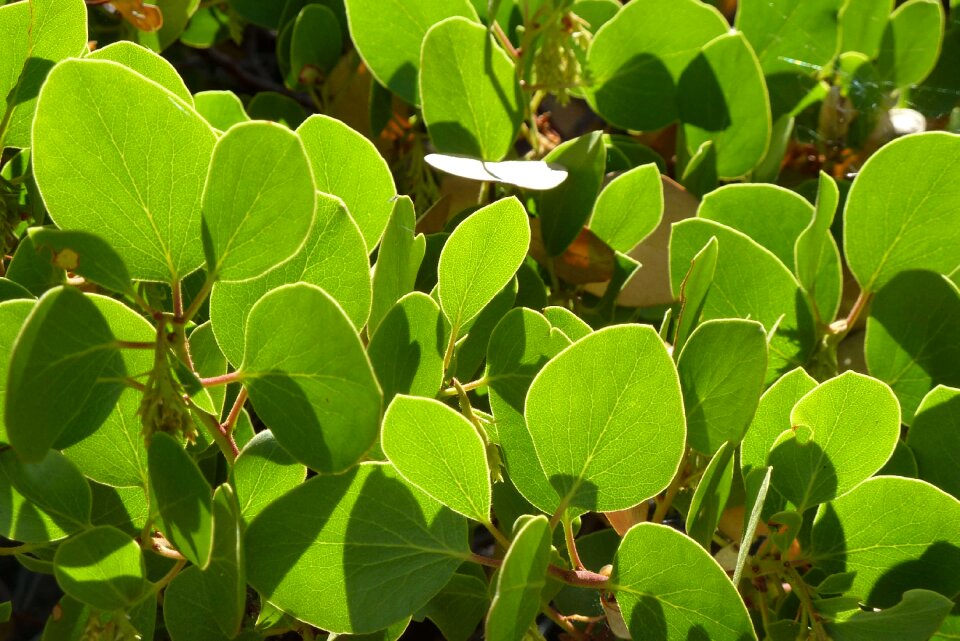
[53,525,148,611]
[485,515,551,641]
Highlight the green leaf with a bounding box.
[0,299,33,443]
[33,59,215,283]
[525,325,685,512]
[188,322,228,420]
[585,0,727,131]
[769,371,900,511]
[53,526,148,611]
[452,277,516,381]
[486,308,570,513]
[148,432,213,568]
[741,367,818,479]
[382,395,491,522]
[370,196,426,335]
[230,0,283,27]
[0,602,9,623]
[613,522,757,641]
[589,163,663,253]
[686,441,736,549]
[678,32,771,179]
[543,306,591,342]
[6,232,65,297]
[907,386,960,499]
[193,90,250,131]
[795,171,842,323]
[132,0,199,52]
[201,121,316,281]
[841,0,894,58]
[420,17,523,161]
[289,4,343,84]
[199,486,245,636]
[0,0,87,149]
[247,91,308,128]
[733,466,772,587]
[0,449,91,533]
[679,139,718,199]
[90,483,148,536]
[180,4,230,49]
[210,192,371,366]
[485,515,551,641]
[825,589,954,641]
[239,283,382,474]
[877,0,945,89]
[865,271,960,424]
[437,197,530,332]
[417,573,489,641]
[677,319,768,454]
[245,463,469,634]
[231,430,307,524]
[673,236,718,357]
[670,219,817,381]
[811,476,960,608]
[735,0,843,75]
[536,131,606,257]
[344,0,477,105]
[5,286,125,461]
[27,228,134,298]
[87,41,192,104]
[0,279,32,302]
[844,132,960,293]
[368,293,447,405]
[163,567,232,641]
[297,115,398,251]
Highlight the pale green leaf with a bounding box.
[485,515,551,641]
[877,0,945,89]
[589,163,663,253]
[193,90,249,131]
[370,196,426,335]
[543,306,591,342]
[841,0,894,58]
[88,41,192,103]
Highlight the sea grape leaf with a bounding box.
[232,430,307,524]
[844,132,960,293]
[612,523,757,641]
[87,41,192,104]
[589,163,663,253]
[865,271,960,424]
[677,319,768,455]
[795,172,842,322]
[382,395,491,522]
[0,300,33,443]
[33,59,216,283]
[584,0,728,131]
[420,17,523,161]
[343,0,477,105]
[536,131,606,257]
[686,441,736,549]
[525,325,685,512]
[0,0,88,149]
[825,589,954,641]
[841,0,894,58]
[297,114,398,251]
[877,0,945,89]
[678,32,771,179]
[485,515,551,641]
[0,449,90,533]
[148,433,213,568]
[369,196,426,335]
[193,90,249,131]
[26,229,135,298]
[5,286,124,461]
[769,371,900,511]
[486,308,570,513]
[368,293,447,405]
[811,476,960,608]
[673,236,718,357]
[53,526,148,611]
[201,121,316,281]
[907,386,960,499]
[670,219,817,381]
[239,283,382,474]
[543,306,591,342]
[210,192,370,366]
[735,0,844,76]
[437,197,530,333]
[417,573,488,641]
[740,367,818,479]
[245,462,469,634]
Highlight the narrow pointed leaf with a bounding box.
[370,196,426,335]
[673,236,718,356]
[485,515,551,641]
[685,441,736,549]
[53,526,148,611]
[795,172,842,322]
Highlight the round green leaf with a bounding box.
[163,566,232,641]
[0,449,91,534]
[844,132,960,293]
[289,4,343,83]
[245,463,469,634]
[735,0,843,75]
[678,32,771,179]
[907,386,960,499]
[5,287,125,461]
[194,90,249,131]
[865,271,960,424]
[877,0,945,89]
[297,115,397,251]
[87,41,193,104]
[485,515,551,641]
[33,59,216,283]
[27,229,135,298]
[344,0,477,105]
[232,430,307,524]
[585,0,728,131]
[382,395,491,522]
[201,121,316,281]
[841,0,894,58]
[239,283,382,474]
[612,522,756,641]
[589,163,663,253]
[811,476,960,608]
[525,325,685,512]
[420,17,523,161]
[769,371,901,511]
[0,299,33,443]
[437,197,530,332]
[677,319,768,455]
[543,306,591,342]
[53,525,148,611]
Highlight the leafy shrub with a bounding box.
[0,0,959,640]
